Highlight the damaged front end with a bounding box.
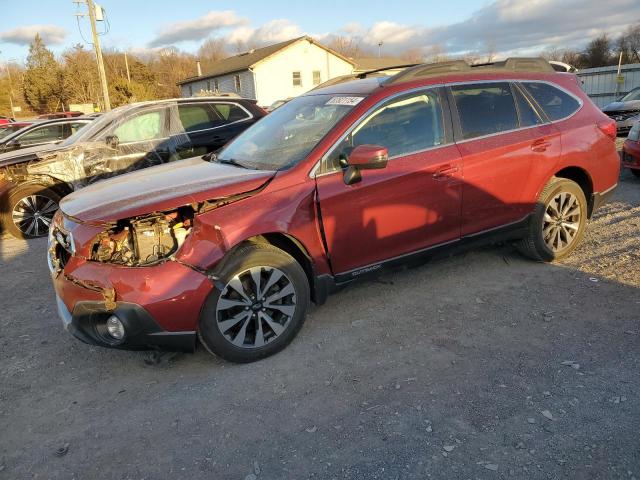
[89,208,193,267]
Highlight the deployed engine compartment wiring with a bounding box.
[91,207,193,266]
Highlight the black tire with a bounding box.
[517,177,587,262]
[1,184,61,239]
[198,242,310,363]
[631,169,640,178]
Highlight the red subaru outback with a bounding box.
[48,58,619,363]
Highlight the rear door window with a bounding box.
[522,82,580,121]
[213,103,251,123]
[18,124,65,145]
[178,103,224,132]
[451,83,518,139]
[513,86,545,127]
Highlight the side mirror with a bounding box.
[343,144,388,185]
[105,134,119,149]
[7,139,20,150]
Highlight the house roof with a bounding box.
[178,36,355,85]
[351,57,407,72]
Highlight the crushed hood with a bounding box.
[602,100,640,112]
[0,143,65,168]
[60,156,276,222]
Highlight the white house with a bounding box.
[178,36,403,107]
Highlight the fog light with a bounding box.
[106,315,125,340]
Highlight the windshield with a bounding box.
[620,88,640,102]
[217,94,363,170]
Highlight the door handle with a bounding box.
[531,139,552,152]
[432,165,459,179]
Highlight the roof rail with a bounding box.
[311,63,419,91]
[385,57,554,85]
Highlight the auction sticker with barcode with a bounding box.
[326,96,364,106]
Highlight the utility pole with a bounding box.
[378,42,383,58]
[0,52,17,118]
[124,51,131,85]
[86,0,111,111]
[5,63,15,118]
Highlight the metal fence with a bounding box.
[577,63,640,108]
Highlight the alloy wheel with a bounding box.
[216,266,297,349]
[12,195,58,237]
[542,191,581,252]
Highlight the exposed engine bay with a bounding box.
[90,208,193,266]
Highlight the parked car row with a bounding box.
[0,97,265,238]
[42,57,621,363]
[622,121,640,177]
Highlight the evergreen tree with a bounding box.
[23,34,64,113]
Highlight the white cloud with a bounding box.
[150,1,640,59]
[0,24,66,46]
[323,0,640,58]
[226,19,303,48]
[149,10,247,47]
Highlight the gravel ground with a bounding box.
[1,167,639,480]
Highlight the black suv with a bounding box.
[0,97,265,238]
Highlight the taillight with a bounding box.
[598,119,617,141]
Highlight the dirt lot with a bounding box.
[1,168,639,480]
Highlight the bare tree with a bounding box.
[198,38,228,70]
[400,47,425,63]
[327,35,366,58]
[423,44,449,63]
[617,24,640,63]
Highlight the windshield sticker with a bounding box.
[326,96,364,106]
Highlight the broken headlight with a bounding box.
[90,209,192,266]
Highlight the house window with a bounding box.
[206,80,211,91]
[292,71,302,87]
[313,71,321,85]
[234,75,241,93]
[188,85,193,96]
[213,79,219,91]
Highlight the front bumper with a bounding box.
[56,295,196,351]
[49,213,214,352]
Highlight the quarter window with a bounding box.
[292,71,302,87]
[451,83,518,139]
[522,82,580,121]
[325,90,445,172]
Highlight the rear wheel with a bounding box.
[517,177,587,262]
[198,242,310,363]
[2,184,61,239]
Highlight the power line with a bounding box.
[74,0,111,111]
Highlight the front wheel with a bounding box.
[517,177,587,262]
[2,184,61,239]
[198,242,310,363]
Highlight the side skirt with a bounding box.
[319,215,532,288]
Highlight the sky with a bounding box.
[1,0,639,63]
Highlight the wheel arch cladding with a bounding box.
[553,167,594,217]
